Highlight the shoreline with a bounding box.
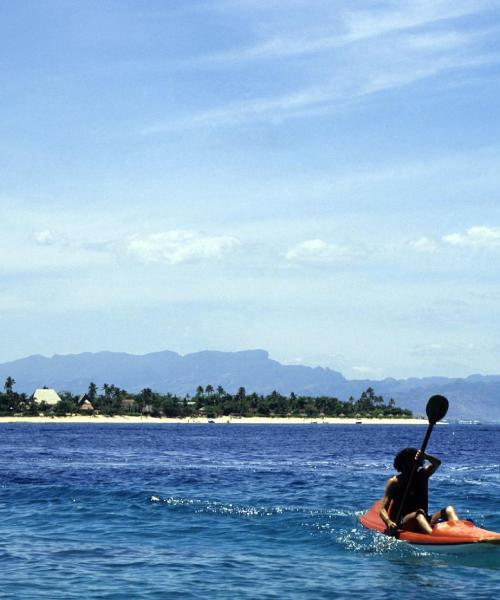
[0,415,428,425]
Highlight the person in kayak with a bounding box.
[379,447,459,535]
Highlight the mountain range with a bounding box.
[1,349,498,421]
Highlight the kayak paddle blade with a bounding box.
[426,395,449,424]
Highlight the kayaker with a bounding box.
[379,447,459,535]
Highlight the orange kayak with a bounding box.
[359,500,500,547]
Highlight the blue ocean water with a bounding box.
[0,423,498,599]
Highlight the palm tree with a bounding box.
[88,382,97,403]
[4,376,15,395]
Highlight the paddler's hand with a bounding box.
[385,521,398,537]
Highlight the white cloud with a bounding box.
[127,230,240,264]
[410,236,438,253]
[351,365,384,377]
[34,229,57,245]
[410,225,500,253]
[285,239,359,264]
[443,225,500,248]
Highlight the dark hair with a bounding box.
[394,447,423,473]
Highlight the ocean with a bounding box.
[0,423,498,599]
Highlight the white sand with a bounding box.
[0,415,427,425]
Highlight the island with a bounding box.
[0,377,425,424]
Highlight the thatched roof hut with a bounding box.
[79,399,94,412]
[33,388,61,406]
[121,397,136,411]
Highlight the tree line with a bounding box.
[0,377,412,419]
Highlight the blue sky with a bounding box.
[1,0,500,378]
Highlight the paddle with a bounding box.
[394,394,449,527]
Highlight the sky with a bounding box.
[1,0,500,379]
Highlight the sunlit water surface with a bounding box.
[1,424,498,599]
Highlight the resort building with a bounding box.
[121,397,136,412]
[79,399,94,412]
[32,388,61,406]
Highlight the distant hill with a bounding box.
[0,350,498,421]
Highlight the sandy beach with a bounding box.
[0,415,428,425]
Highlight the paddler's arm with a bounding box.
[416,450,441,477]
[378,477,398,535]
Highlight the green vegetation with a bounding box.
[0,377,413,419]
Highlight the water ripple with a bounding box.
[0,423,498,599]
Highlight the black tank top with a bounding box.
[389,469,429,519]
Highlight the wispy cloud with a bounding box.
[285,239,360,264]
[127,230,240,265]
[200,1,497,63]
[343,0,497,43]
[33,228,114,254]
[142,2,499,133]
[140,86,339,133]
[171,45,497,130]
[409,237,439,253]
